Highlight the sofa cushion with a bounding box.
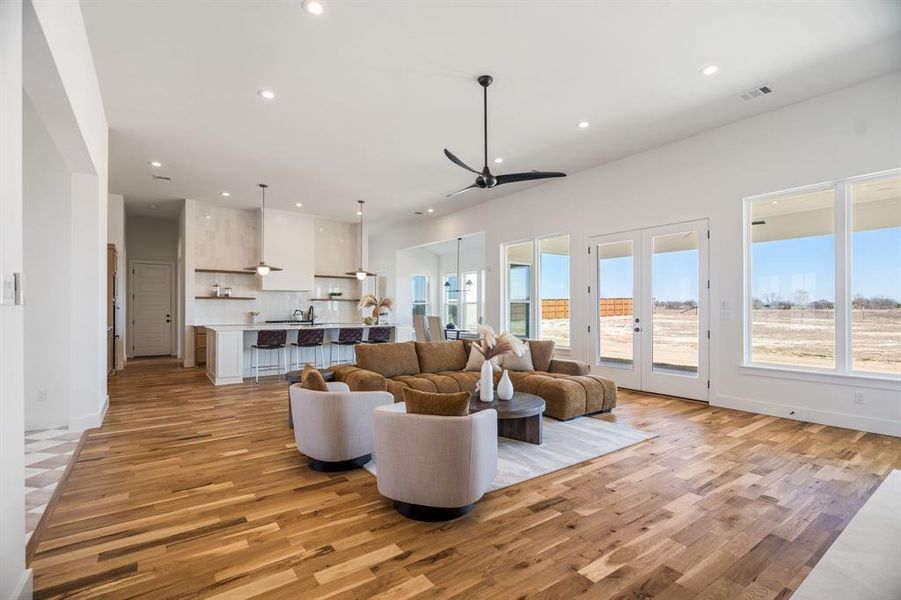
[402,388,470,416]
[356,341,420,378]
[527,339,555,372]
[415,340,467,374]
[301,363,328,391]
[502,344,534,371]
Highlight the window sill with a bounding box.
[739,363,901,391]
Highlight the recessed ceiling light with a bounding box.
[427,208,434,213]
[150,204,158,209]
[577,121,589,129]
[302,0,324,15]
[205,215,211,219]
[494,157,503,164]
[700,64,719,76]
[149,161,162,168]
[258,89,276,100]
[295,202,303,207]
[220,191,230,197]
[771,200,778,205]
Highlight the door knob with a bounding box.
[633,327,640,332]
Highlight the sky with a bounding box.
[540,227,900,303]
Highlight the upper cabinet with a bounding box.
[261,208,315,291]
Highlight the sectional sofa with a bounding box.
[332,339,617,420]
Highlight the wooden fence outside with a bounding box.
[539,298,633,318]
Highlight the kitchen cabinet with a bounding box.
[260,208,315,291]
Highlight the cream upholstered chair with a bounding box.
[412,314,429,341]
[373,402,498,521]
[289,382,393,472]
[427,315,445,341]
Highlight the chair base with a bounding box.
[393,500,474,522]
[307,454,371,472]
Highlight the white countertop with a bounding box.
[203,322,394,332]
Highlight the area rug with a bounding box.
[791,469,901,600]
[363,416,656,493]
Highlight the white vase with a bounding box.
[497,369,514,400]
[479,359,494,402]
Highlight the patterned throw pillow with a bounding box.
[301,363,328,391]
[402,388,471,416]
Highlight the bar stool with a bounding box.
[330,328,363,365]
[292,328,325,369]
[364,326,392,344]
[252,329,287,382]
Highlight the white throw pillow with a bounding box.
[465,346,500,371]
[502,342,534,371]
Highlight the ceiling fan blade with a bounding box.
[446,183,478,197]
[495,171,567,185]
[444,149,481,175]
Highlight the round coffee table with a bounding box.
[469,392,546,444]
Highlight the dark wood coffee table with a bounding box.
[469,392,546,444]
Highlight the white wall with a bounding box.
[125,215,178,262]
[23,96,72,431]
[0,1,28,596]
[371,72,901,436]
[107,193,125,369]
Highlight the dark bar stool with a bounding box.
[252,329,287,382]
[330,328,363,365]
[364,326,392,344]
[292,328,325,369]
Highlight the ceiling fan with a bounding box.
[444,75,566,197]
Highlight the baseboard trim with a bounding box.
[11,569,32,600]
[68,394,109,432]
[716,394,901,437]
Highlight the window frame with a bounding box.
[742,168,901,384]
[502,234,572,347]
[411,273,430,318]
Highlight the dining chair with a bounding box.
[427,316,445,342]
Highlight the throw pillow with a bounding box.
[465,345,500,371]
[402,388,470,416]
[527,339,555,372]
[301,363,328,391]
[502,342,535,371]
[414,340,467,373]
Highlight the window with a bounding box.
[503,235,571,346]
[462,271,480,330]
[745,170,900,377]
[411,275,429,318]
[850,175,901,374]
[443,273,460,327]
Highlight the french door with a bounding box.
[589,219,709,401]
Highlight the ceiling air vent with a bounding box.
[739,85,772,102]
[151,174,172,181]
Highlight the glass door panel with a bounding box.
[650,230,699,374]
[598,240,636,366]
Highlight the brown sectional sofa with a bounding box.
[332,339,617,421]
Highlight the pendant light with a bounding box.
[346,200,376,280]
[444,237,473,294]
[244,183,283,276]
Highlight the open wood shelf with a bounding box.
[314,274,361,280]
[195,268,256,276]
[194,296,256,300]
[310,298,361,303]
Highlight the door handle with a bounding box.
[633,327,640,332]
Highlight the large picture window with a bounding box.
[411,274,430,318]
[745,170,900,377]
[503,235,571,346]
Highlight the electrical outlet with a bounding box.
[854,391,865,405]
[38,389,47,402]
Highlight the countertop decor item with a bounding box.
[472,325,519,402]
[243,184,283,276]
[345,200,377,280]
[249,311,260,325]
[358,294,394,325]
[497,369,514,400]
[224,287,232,298]
[213,283,221,298]
[328,291,343,297]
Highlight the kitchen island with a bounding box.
[203,323,395,385]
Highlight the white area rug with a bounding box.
[363,416,656,493]
[792,469,901,600]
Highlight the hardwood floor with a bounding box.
[29,358,900,599]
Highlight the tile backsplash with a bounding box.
[193,203,364,325]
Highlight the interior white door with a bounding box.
[590,219,709,401]
[131,261,172,356]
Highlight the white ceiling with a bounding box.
[80,1,901,222]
